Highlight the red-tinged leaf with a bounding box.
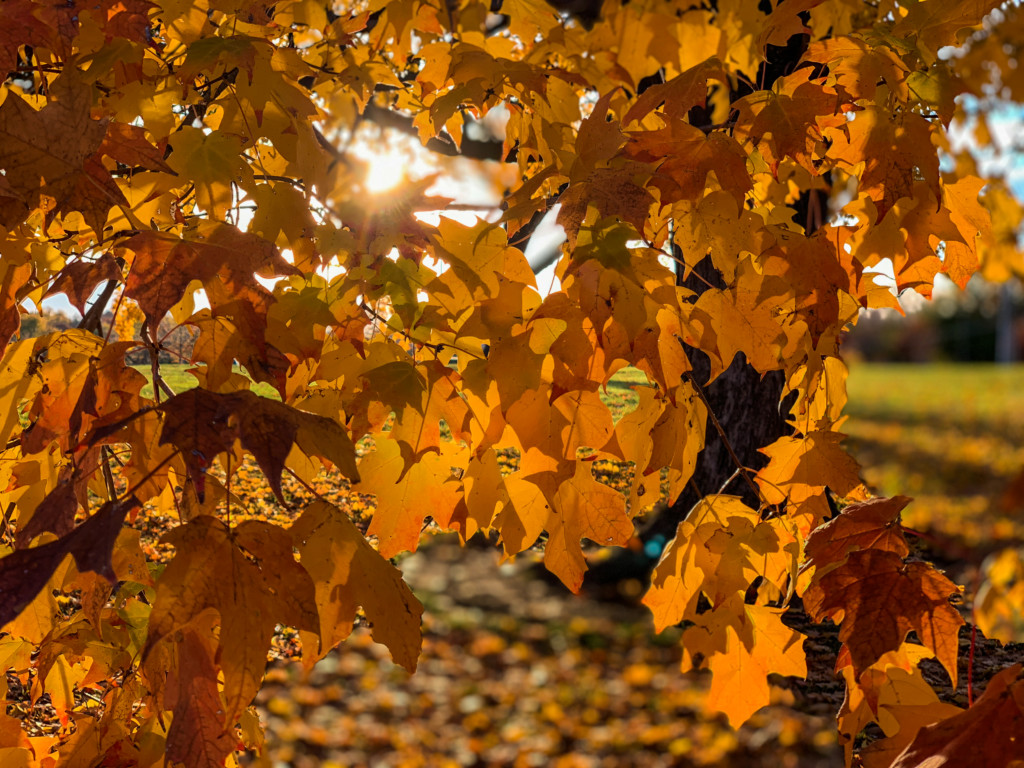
[123,221,299,331]
[158,388,359,503]
[291,500,424,672]
[143,516,320,725]
[164,628,236,768]
[626,119,751,208]
[804,494,912,573]
[890,664,1024,768]
[624,58,728,124]
[0,258,32,357]
[0,497,138,629]
[803,549,964,686]
[46,254,122,316]
[98,121,173,174]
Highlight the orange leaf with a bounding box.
[143,516,320,725]
[164,628,237,768]
[291,500,424,672]
[756,430,861,505]
[681,598,807,727]
[357,438,466,558]
[542,460,633,592]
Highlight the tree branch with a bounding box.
[361,101,506,161]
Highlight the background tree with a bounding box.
[1,0,1024,766]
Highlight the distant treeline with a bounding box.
[845,279,1023,363]
[17,311,197,364]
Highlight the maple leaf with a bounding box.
[837,643,961,767]
[0,258,32,358]
[158,388,359,503]
[625,119,752,208]
[123,221,299,333]
[733,68,846,175]
[681,598,807,727]
[142,516,320,725]
[0,79,121,233]
[0,497,138,629]
[164,627,238,768]
[803,549,964,686]
[356,438,466,558]
[803,494,912,573]
[2,0,1022,758]
[756,430,861,505]
[544,459,634,592]
[889,664,1024,768]
[46,254,122,316]
[624,58,728,124]
[291,500,424,672]
[644,495,798,630]
[804,36,910,103]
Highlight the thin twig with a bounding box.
[78,279,119,337]
[100,446,118,501]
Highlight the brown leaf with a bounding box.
[158,388,359,503]
[123,221,299,331]
[890,664,1024,768]
[0,258,32,358]
[803,549,964,686]
[97,121,173,174]
[165,628,237,768]
[0,83,116,231]
[0,497,138,629]
[804,494,912,573]
[46,254,122,316]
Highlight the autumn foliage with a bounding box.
[2,0,1024,766]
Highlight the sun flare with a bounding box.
[365,150,407,193]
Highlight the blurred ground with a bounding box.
[255,538,840,768]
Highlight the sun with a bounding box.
[364,149,407,193]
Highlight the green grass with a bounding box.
[132,364,278,399]
[845,363,1024,432]
[844,362,1024,549]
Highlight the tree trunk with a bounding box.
[639,255,791,546]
